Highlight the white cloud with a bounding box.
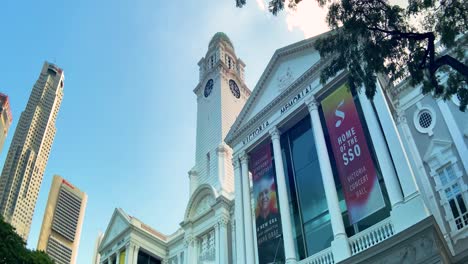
[256,0,266,11]
[285,0,329,38]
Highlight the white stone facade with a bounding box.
[98,33,468,264]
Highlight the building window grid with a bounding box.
[436,164,468,231]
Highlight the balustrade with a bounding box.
[349,218,395,255]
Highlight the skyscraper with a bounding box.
[0,62,64,240]
[37,175,87,264]
[0,93,13,153]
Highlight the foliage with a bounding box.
[0,217,54,264]
[236,0,468,111]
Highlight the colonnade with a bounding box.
[103,242,139,264]
[234,92,412,263]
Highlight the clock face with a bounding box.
[204,79,214,97]
[229,79,240,99]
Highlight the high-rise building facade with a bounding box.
[0,62,64,240]
[0,93,13,153]
[37,175,87,264]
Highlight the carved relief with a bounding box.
[277,67,294,91]
[192,195,214,219]
[399,245,416,264]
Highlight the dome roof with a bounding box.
[209,32,234,50]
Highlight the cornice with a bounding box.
[226,57,332,146]
[132,225,168,248]
[194,60,250,97]
[99,227,131,254]
[225,33,329,146]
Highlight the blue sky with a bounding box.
[0,0,327,262]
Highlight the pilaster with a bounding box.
[373,81,430,232]
[233,156,245,263]
[357,90,404,208]
[217,144,227,192]
[437,99,468,173]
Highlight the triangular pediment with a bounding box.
[226,32,329,145]
[423,139,452,162]
[99,208,131,250]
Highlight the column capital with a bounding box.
[188,168,198,177]
[396,110,407,125]
[217,215,230,228]
[232,157,241,169]
[216,143,228,154]
[239,151,249,164]
[269,126,281,140]
[305,95,319,111]
[184,235,195,247]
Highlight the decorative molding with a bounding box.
[232,157,240,169]
[225,33,332,146]
[193,195,215,219]
[277,66,294,92]
[396,109,408,125]
[188,169,197,178]
[269,126,281,140]
[413,103,436,136]
[216,144,228,154]
[184,184,217,221]
[217,215,230,227]
[305,95,319,112]
[184,235,194,247]
[239,151,249,164]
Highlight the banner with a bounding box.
[321,83,385,224]
[251,143,284,264]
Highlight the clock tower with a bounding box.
[190,32,250,197]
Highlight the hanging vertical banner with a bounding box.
[251,143,284,264]
[322,83,385,224]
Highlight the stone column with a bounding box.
[305,96,351,261]
[125,242,133,264]
[269,127,297,263]
[218,217,229,264]
[240,151,256,263]
[233,157,245,263]
[357,91,404,208]
[133,245,140,264]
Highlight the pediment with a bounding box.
[423,139,452,162]
[184,184,217,221]
[191,195,215,219]
[226,32,328,145]
[99,208,131,250]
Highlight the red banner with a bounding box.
[322,83,385,224]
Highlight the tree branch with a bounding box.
[432,55,468,77]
